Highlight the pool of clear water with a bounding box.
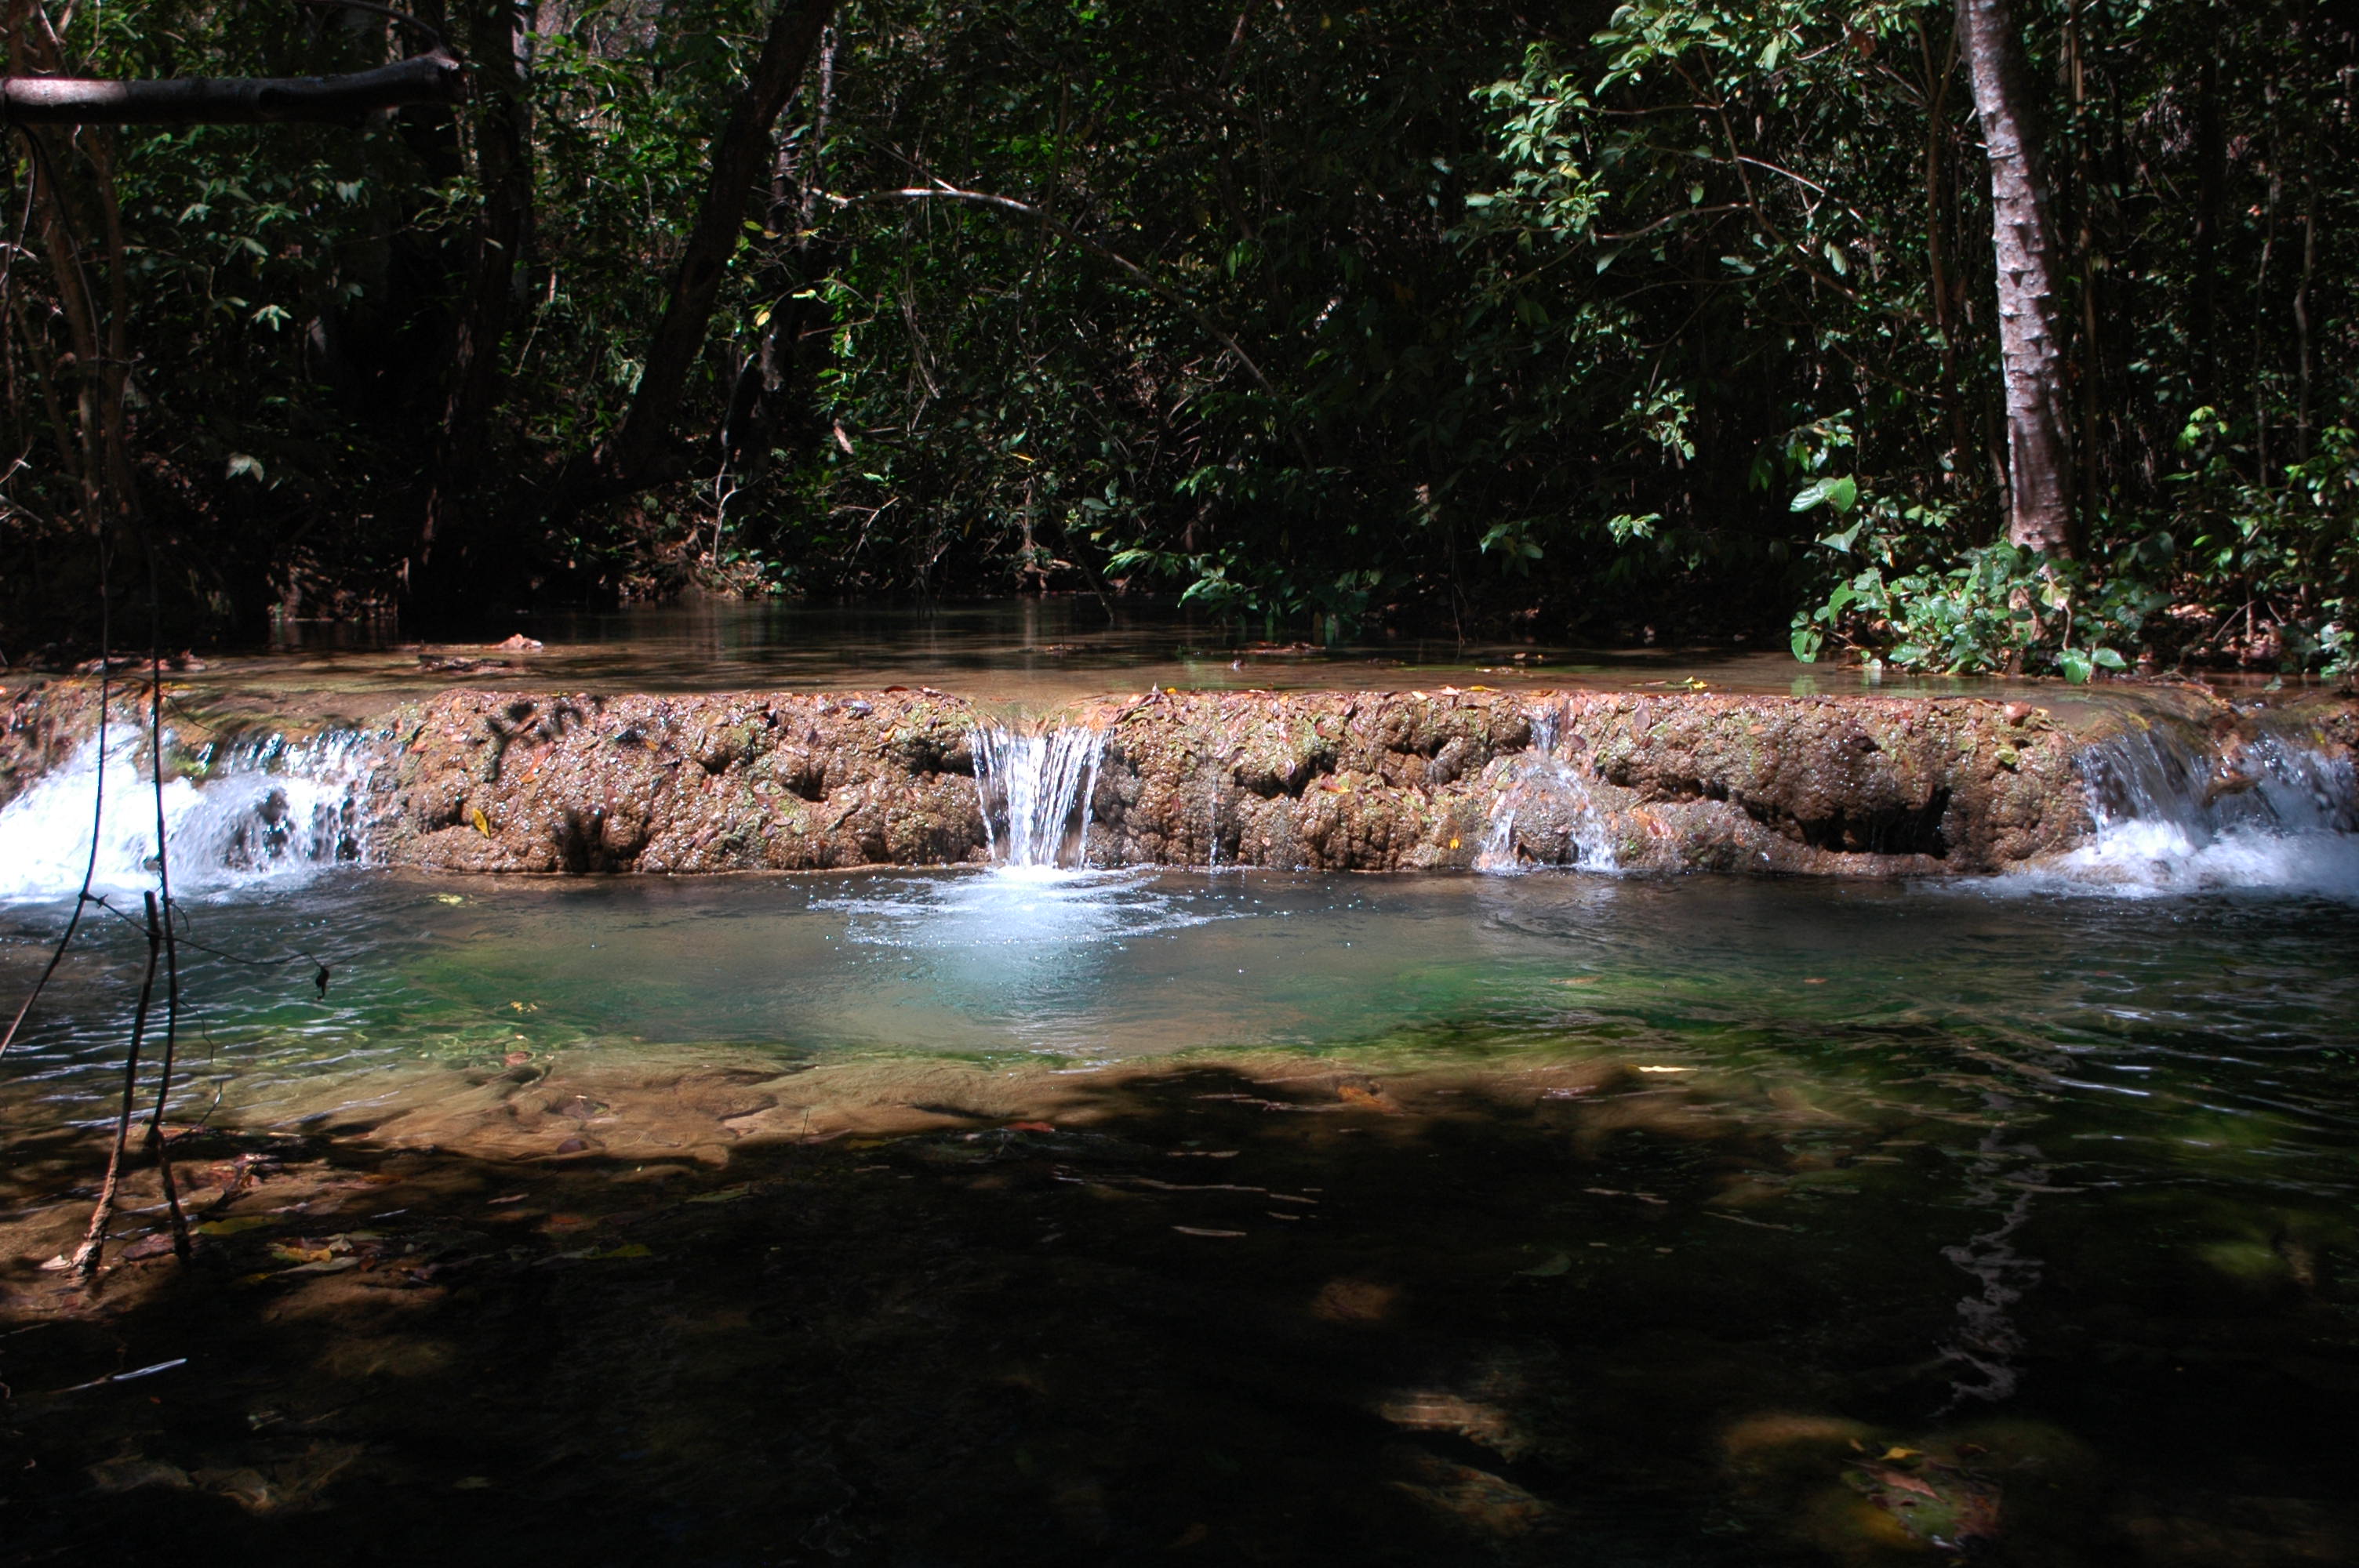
[9,865,2355,1187]
[7,865,2358,1559]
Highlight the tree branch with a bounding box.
[0,50,462,125]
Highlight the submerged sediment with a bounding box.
[5,677,2353,880]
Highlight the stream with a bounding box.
[2,608,2354,1563]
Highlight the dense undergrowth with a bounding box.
[0,1,2351,675]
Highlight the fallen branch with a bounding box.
[0,50,461,126]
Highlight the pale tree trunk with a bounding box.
[1957,0,2074,554]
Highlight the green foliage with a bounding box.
[1,0,2353,667]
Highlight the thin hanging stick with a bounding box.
[71,888,160,1284]
[143,584,190,1261]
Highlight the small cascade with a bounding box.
[971,726,1105,870]
[1475,702,1617,873]
[2031,724,2359,895]
[0,729,371,902]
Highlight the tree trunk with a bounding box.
[1957,0,2074,554]
[602,0,838,488]
[413,2,534,597]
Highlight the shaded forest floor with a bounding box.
[3,1054,2353,1566]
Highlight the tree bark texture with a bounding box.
[0,50,460,124]
[417,7,533,577]
[604,0,838,488]
[1957,0,2074,554]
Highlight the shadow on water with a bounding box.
[5,1037,2355,1567]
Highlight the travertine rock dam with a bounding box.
[8,678,2351,886]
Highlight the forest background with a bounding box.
[1,0,2352,679]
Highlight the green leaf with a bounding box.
[2091,647,2128,670]
[1790,624,1823,662]
[1794,475,1858,514]
[2057,648,2095,684]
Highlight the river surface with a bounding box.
[5,865,2357,1558]
[6,605,2357,1559]
[187,598,2131,710]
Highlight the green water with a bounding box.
[6,868,2357,1560]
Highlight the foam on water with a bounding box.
[2001,725,2359,898]
[0,731,369,902]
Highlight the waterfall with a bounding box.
[0,729,371,902]
[1476,702,1616,874]
[971,726,1104,870]
[2028,724,2359,895]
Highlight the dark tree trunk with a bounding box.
[1957,0,2074,554]
[2191,57,2223,408]
[602,0,838,489]
[412,3,534,601]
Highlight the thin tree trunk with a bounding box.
[1957,0,2074,554]
[1919,17,1971,476]
[2191,57,2222,408]
[602,0,838,488]
[2066,0,2102,537]
[414,0,534,586]
[2293,173,2315,462]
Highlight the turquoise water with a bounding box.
[6,866,2358,1559]
[8,866,2355,1160]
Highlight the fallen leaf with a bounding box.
[1007,1120,1056,1133]
[194,1215,278,1236]
[280,1255,362,1276]
[1172,1226,1249,1238]
[1517,1252,1572,1278]
[470,807,493,837]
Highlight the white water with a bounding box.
[0,731,370,902]
[970,726,1104,871]
[1475,704,1619,874]
[2006,725,2359,898]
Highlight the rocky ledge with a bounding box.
[8,678,2349,878]
[329,684,2352,877]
